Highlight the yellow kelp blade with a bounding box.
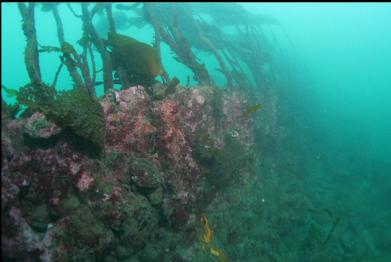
[199,215,232,262]
[200,215,213,243]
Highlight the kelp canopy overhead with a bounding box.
[14,2,282,102]
[8,3,283,151]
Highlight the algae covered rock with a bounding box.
[3,83,256,260]
[129,157,162,188]
[52,87,106,149]
[24,112,61,139]
[113,194,159,256]
[53,207,115,261]
[97,189,160,258]
[17,83,105,149]
[23,203,50,232]
[194,134,252,189]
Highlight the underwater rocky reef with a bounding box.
[2,83,255,261]
[3,2,389,262]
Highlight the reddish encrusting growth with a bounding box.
[1,84,253,260]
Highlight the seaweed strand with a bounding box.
[18,3,41,84]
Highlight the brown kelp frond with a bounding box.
[107,32,162,78]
